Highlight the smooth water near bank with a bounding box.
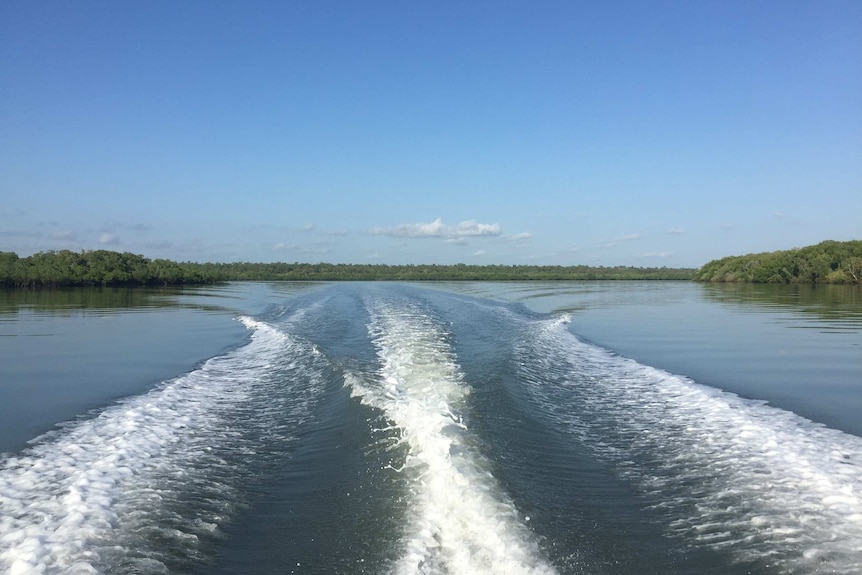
[1,282,860,574]
[443,281,862,437]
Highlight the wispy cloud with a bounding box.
[667,227,686,235]
[99,232,120,245]
[102,222,153,235]
[644,251,671,257]
[302,223,315,231]
[521,252,558,260]
[142,240,175,251]
[52,228,77,241]
[509,232,532,241]
[305,246,332,255]
[0,229,42,239]
[596,233,641,248]
[372,218,501,240]
[139,238,211,259]
[472,250,487,256]
[272,241,332,255]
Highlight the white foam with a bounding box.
[521,317,862,574]
[347,301,557,575]
[0,316,325,574]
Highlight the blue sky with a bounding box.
[2,1,860,267]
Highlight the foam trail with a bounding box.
[346,300,557,575]
[522,317,862,574]
[0,316,324,575]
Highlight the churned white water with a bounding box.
[4,283,859,574]
[0,317,323,575]
[346,301,557,575]
[521,316,862,574]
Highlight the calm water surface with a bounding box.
[0,282,859,574]
[444,281,862,437]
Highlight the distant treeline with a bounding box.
[213,262,695,282]
[1,250,218,288]
[693,240,862,284]
[8,240,857,287]
[0,249,694,288]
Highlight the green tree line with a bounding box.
[203,262,695,281]
[1,249,694,288]
[693,240,862,284]
[4,241,860,288]
[0,250,219,288]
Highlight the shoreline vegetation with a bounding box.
[0,250,693,287]
[1,240,859,288]
[693,240,862,284]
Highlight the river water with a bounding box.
[1,281,860,574]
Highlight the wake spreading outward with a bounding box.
[1,285,860,574]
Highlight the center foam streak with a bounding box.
[348,301,557,575]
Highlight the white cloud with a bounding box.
[372,218,501,240]
[644,251,671,257]
[472,250,487,256]
[667,227,686,235]
[302,223,315,231]
[773,211,785,218]
[99,232,120,245]
[509,232,532,241]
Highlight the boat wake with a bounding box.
[345,300,557,575]
[0,317,328,575]
[517,316,862,574]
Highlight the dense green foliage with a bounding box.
[5,241,860,288]
[0,250,218,288]
[693,240,862,284]
[0,249,694,287]
[203,262,695,281]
